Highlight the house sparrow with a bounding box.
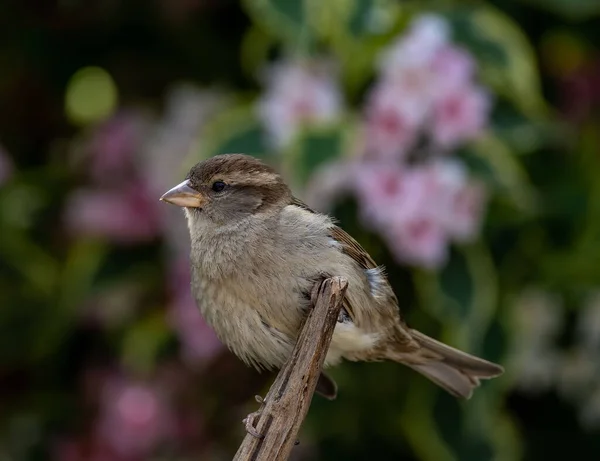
[160,153,503,400]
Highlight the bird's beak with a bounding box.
[160,180,206,208]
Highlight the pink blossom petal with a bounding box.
[385,214,449,269]
[353,162,450,268]
[96,376,177,458]
[425,159,487,242]
[445,180,487,241]
[431,45,476,95]
[353,162,407,226]
[363,83,421,160]
[431,84,491,148]
[257,58,343,149]
[379,14,450,77]
[63,182,161,244]
[87,111,148,183]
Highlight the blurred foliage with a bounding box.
[0,0,600,460]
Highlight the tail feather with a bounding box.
[408,362,479,399]
[397,330,504,399]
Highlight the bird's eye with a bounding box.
[211,181,226,192]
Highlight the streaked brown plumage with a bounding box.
[161,153,503,399]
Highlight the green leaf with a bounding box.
[415,243,498,353]
[439,247,472,320]
[309,0,404,95]
[491,101,565,155]
[459,133,538,212]
[0,227,59,296]
[432,389,522,461]
[242,0,313,50]
[29,239,108,360]
[347,0,375,36]
[190,104,272,173]
[399,378,455,461]
[521,0,600,20]
[58,239,107,313]
[218,124,264,155]
[121,313,172,375]
[285,125,344,186]
[240,26,276,79]
[447,6,547,117]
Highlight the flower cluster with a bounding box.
[257,58,343,149]
[255,15,490,268]
[299,15,491,269]
[351,15,491,268]
[353,159,486,268]
[366,15,490,158]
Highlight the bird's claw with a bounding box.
[243,395,266,439]
[243,410,264,439]
[310,275,328,305]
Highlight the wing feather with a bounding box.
[290,197,417,349]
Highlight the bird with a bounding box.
[160,153,503,404]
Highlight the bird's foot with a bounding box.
[242,395,266,439]
[310,274,329,305]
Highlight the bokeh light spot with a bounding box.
[65,66,118,126]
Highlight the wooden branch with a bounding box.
[232,276,348,461]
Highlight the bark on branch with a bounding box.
[232,276,348,461]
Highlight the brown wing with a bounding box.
[292,197,375,267]
[291,196,380,269]
[290,197,417,349]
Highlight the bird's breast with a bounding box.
[191,270,308,369]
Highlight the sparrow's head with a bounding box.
[160,154,291,227]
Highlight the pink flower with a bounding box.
[354,163,449,268]
[369,14,490,153]
[431,45,476,93]
[257,58,342,149]
[431,84,491,148]
[386,212,449,269]
[87,111,148,184]
[352,159,487,268]
[353,162,410,226]
[96,377,177,458]
[444,180,487,241]
[378,14,450,78]
[379,167,449,268]
[167,259,223,366]
[374,14,452,127]
[363,83,420,160]
[63,182,161,244]
[429,159,487,242]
